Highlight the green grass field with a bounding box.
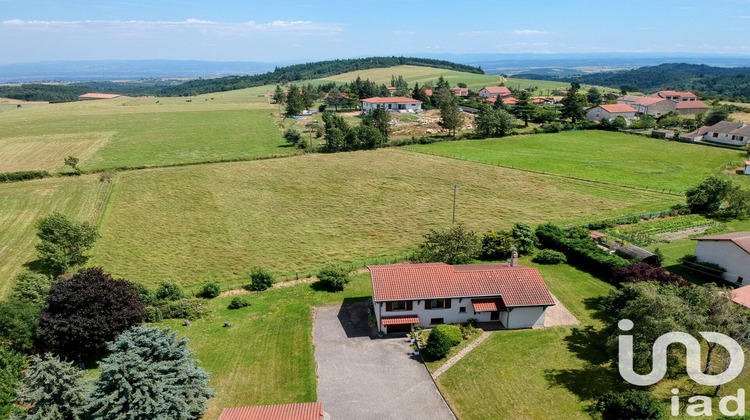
[89,149,676,291]
[405,131,748,193]
[156,272,373,420]
[0,175,108,297]
[0,97,291,172]
[318,65,504,92]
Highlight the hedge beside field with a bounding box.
[0,171,51,183]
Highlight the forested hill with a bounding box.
[515,63,750,100]
[157,56,483,96]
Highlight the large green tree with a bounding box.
[704,106,731,126]
[438,101,464,137]
[586,87,603,105]
[35,212,99,274]
[87,326,213,420]
[685,175,736,214]
[512,90,534,127]
[362,107,391,139]
[0,347,26,419]
[37,267,146,358]
[284,84,305,117]
[12,353,89,420]
[413,224,481,265]
[560,84,588,123]
[475,105,517,137]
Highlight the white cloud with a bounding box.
[510,29,552,36]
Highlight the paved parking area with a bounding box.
[313,303,455,420]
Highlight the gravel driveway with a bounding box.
[313,303,455,420]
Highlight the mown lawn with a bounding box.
[0,97,291,172]
[318,65,504,92]
[156,272,373,420]
[90,149,676,292]
[0,175,107,297]
[405,131,748,193]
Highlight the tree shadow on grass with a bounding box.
[543,325,626,401]
[583,296,612,324]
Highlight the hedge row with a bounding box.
[535,223,629,275]
[0,170,50,183]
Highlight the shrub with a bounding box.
[481,230,516,260]
[155,281,184,301]
[413,224,481,265]
[9,271,51,306]
[594,390,665,420]
[0,170,50,183]
[198,281,220,299]
[435,325,463,347]
[159,299,205,321]
[247,267,274,291]
[135,283,157,305]
[284,128,302,144]
[466,318,479,328]
[317,263,350,291]
[511,222,538,254]
[533,249,567,265]
[422,327,453,360]
[535,223,629,275]
[228,297,250,309]
[612,262,690,288]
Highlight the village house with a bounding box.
[692,232,750,284]
[675,100,709,115]
[450,87,469,96]
[218,402,324,420]
[654,90,698,101]
[478,86,513,99]
[486,96,518,105]
[680,121,750,146]
[585,103,637,122]
[360,97,422,114]
[617,95,677,117]
[369,261,555,334]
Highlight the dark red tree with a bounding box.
[613,262,691,288]
[37,267,146,358]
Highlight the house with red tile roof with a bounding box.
[654,90,698,101]
[486,96,518,105]
[360,96,422,114]
[450,87,469,96]
[585,104,636,122]
[676,100,709,115]
[368,262,555,333]
[693,232,750,284]
[478,86,512,99]
[617,95,677,117]
[218,402,324,420]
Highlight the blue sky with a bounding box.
[1,0,750,64]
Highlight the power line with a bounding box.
[450,184,464,224]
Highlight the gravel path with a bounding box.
[543,293,581,327]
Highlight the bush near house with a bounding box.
[423,327,453,360]
[535,223,628,275]
[434,325,463,347]
[532,249,567,265]
[317,263,350,291]
[246,267,274,292]
[594,390,666,420]
[198,281,220,299]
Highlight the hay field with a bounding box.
[317,65,504,91]
[90,149,677,291]
[0,175,107,297]
[0,132,113,173]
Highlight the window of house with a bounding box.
[430,318,444,325]
[732,135,736,140]
[459,307,466,313]
[713,132,719,138]
[392,301,406,311]
[739,277,744,285]
[430,299,445,309]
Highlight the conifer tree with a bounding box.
[12,353,89,420]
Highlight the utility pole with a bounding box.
[451,184,464,224]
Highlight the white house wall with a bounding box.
[506,306,546,329]
[703,131,749,146]
[695,241,750,284]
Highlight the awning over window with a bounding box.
[381,316,420,326]
[472,298,506,312]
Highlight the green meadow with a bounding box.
[406,131,748,193]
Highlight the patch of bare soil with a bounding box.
[656,226,714,241]
[391,109,476,137]
[723,167,745,175]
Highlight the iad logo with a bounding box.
[618,319,747,417]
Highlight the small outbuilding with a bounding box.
[360,97,422,114]
[615,245,659,265]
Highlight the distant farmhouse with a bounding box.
[369,262,555,334]
[681,121,750,146]
[478,86,513,99]
[78,93,126,100]
[616,90,708,117]
[586,104,637,122]
[450,87,469,96]
[360,97,422,114]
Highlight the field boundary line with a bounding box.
[401,148,684,197]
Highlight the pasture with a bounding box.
[317,65,504,91]
[0,96,291,172]
[405,131,748,193]
[0,175,107,297]
[89,148,676,291]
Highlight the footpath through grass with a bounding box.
[405,131,747,193]
[0,175,107,297]
[156,272,373,420]
[91,149,677,291]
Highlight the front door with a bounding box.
[490,311,500,321]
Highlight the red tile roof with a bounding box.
[590,231,607,239]
[486,97,517,104]
[472,298,506,312]
[387,86,397,91]
[658,90,697,98]
[676,100,709,109]
[361,96,421,104]
[78,93,123,99]
[381,315,420,325]
[482,86,512,96]
[693,232,750,255]
[218,403,324,420]
[619,95,666,106]
[745,161,750,166]
[369,263,555,307]
[421,89,433,96]
[599,104,636,114]
[450,87,469,96]
[730,285,750,308]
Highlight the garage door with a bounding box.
[387,323,411,333]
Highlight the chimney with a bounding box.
[510,251,518,267]
[741,121,747,128]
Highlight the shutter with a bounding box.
[385,302,392,312]
[445,299,452,309]
[406,301,413,311]
[425,299,432,310]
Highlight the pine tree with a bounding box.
[284,84,305,117]
[512,91,534,127]
[87,326,213,420]
[438,102,464,137]
[0,347,26,419]
[560,84,588,123]
[12,353,89,420]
